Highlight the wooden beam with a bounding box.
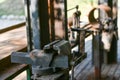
[39,0,50,48]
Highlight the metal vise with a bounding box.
[11,40,71,79]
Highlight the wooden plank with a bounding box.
[86,66,94,80]
[107,64,118,80]
[0,26,27,60]
[82,67,93,80]
[74,38,120,80]
[101,64,106,71]
[0,64,28,80]
[77,61,92,80]
[114,64,120,80]
[74,50,91,70]
[0,26,26,42]
[73,39,120,80]
[74,53,91,78]
[75,39,92,80]
[85,39,92,51]
[101,64,112,79]
[86,64,105,80]
[72,39,92,80]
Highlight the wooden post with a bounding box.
[39,0,50,48]
[93,31,102,80]
[80,31,85,55]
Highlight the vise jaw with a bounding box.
[11,40,71,76]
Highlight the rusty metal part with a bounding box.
[72,11,81,28]
[88,5,112,30]
[67,5,79,11]
[88,8,98,24]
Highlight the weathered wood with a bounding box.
[0,64,28,80]
[0,26,27,60]
[0,28,120,80]
[77,61,92,80]
[114,64,120,80]
[76,61,120,80]
[85,38,92,52]
[107,64,118,80]
[74,53,91,78]
[0,26,29,80]
[93,32,102,80]
[101,64,112,78]
[79,31,86,54]
[87,66,94,80]
[39,0,50,48]
[75,38,120,80]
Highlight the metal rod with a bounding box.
[24,0,33,52]
[67,5,79,12]
[64,0,68,40]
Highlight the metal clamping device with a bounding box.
[11,40,71,80]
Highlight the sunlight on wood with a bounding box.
[13,71,27,80]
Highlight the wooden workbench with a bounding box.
[0,24,120,80]
[0,26,27,60]
[0,25,28,80]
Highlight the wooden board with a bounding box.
[114,64,120,80]
[0,64,28,80]
[0,26,27,60]
[74,38,120,80]
[77,61,92,80]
